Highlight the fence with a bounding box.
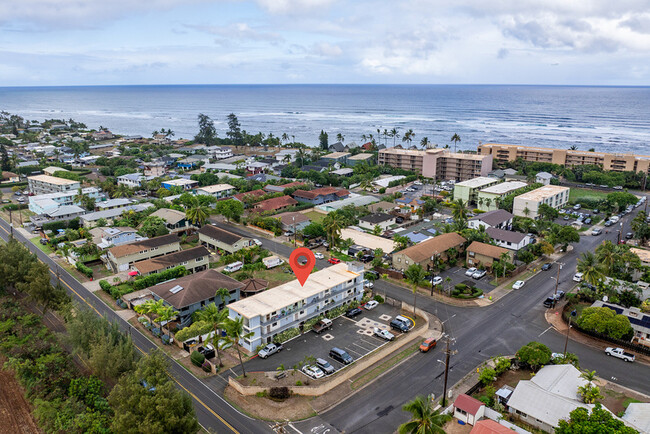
[374,266,404,280]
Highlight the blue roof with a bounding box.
[426,228,439,235]
[404,232,431,243]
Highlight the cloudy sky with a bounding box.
[1,0,649,86]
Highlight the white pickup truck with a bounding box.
[605,347,635,362]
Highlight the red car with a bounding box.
[328,258,341,264]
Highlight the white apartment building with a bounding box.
[513,185,570,219]
[228,262,364,351]
[206,146,233,160]
[195,183,235,199]
[28,187,101,214]
[117,173,151,188]
[28,174,81,195]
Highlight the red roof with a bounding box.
[470,420,512,434]
[362,142,373,150]
[254,195,298,212]
[453,394,484,415]
[233,189,267,202]
[293,187,349,200]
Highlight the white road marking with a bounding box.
[538,325,553,337]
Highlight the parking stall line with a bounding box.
[352,340,377,352]
[350,341,373,353]
[344,347,363,357]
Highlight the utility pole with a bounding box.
[553,262,563,298]
[441,335,456,407]
[564,310,577,357]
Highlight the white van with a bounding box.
[224,261,243,273]
[573,272,584,282]
[610,215,620,224]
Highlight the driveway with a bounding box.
[434,266,497,294]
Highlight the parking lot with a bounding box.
[434,266,497,293]
[244,302,412,377]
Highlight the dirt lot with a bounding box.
[0,366,41,434]
[224,385,316,421]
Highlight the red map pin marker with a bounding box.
[289,247,316,286]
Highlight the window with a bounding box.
[469,251,475,257]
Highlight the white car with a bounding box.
[302,365,325,379]
[431,276,443,286]
[314,252,324,259]
[364,280,374,289]
[252,238,262,246]
[573,272,584,282]
[465,267,478,277]
[472,270,487,279]
[373,327,395,341]
[364,300,379,310]
[512,280,525,290]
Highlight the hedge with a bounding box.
[99,280,112,291]
[132,266,188,290]
[190,351,205,367]
[76,262,93,278]
[2,203,29,211]
[273,327,300,344]
[174,320,213,342]
[42,217,80,232]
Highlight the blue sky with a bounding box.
[1,0,649,86]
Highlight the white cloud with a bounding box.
[254,0,336,15]
[188,22,283,43]
[310,42,342,57]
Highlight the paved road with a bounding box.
[0,220,269,434]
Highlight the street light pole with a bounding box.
[430,255,435,296]
[441,335,456,407]
[617,222,623,244]
[553,263,563,297]
[564,310,577,357]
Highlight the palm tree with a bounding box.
[580,370,597,385]
[402,129,415,148]
[420,137,430,149]
[383,129,389,146]
[296,148,306,167]
[281,133,289,145]
[498,251,511,282]
[216,287,231,308]
[569,145,578,150]
[404,264,426,318]
[390,128,399,146]
[595,240,616,274]
[399,395,449,434]
[451,199,468,222]
[523,207,530,218]
[451,133,461,152]
[196,304,229,367]
[185,197,210,226]
[225,316,254,377]
[360,179,373,191]
[631,210,650,245]
[484,197,492,210]
[157,305,178,340]
[135,299,165,331]
[577,252,605,286]
[112,184,133,198]
[323,213,343,251]
[336,133,345,143]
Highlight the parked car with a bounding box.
[252,238,263,246]
[197,344,215,360]
[465,267,478,277]
[363,300,379,310]
[604,220,613,227]
[39,238,48,245]
[390,319,410,333]
[365,270,380,279]
[573,272,583,282]
[512,280,525,290]
[605,347,635,362]
[541,263,552,271]
[302,365,325,379]
[419,338,437,353]
[363,280,374,289]
[584,218,592,225]
[329,347,353,364]
[328,258,341,264]
[543,296,557,308]
[360,254,374,263]
[626,232,633,239]
[563,215,570,220]
[345,307,362,318]
[396,216,404,224]
[373,327,395,341]
[573,204,581,210]
[316,358,335,375]
[312,318,333,334]
[258,343,283,359]
[472,269,487,279]
[314,252,324,259]
[430,276,443,286]
[592,228,603,236]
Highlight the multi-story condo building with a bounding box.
[378,148,493,181]
[105,234,181,272]
[512,185,570,219]
[452,176,500,203]
[28,187,102,214]
[195,183,235,199]
[227,262,364,351]
[476,181,528,211]
[478,143,650,173]
[27,174,81,195]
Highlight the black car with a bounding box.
[543,296,557,308]
[197,345,215,360]
[359,254,374,263]
[395,216,404,224]
[390,319,409,332]
[541,263,552,271]
[345,307,362,318]
[365,270,380,279]
[626,232,633,239]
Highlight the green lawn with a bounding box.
[569,188,609,204]
[30,236,54,255]
[303,211,326,224]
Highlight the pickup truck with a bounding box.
[312,318,333,334]
[605,347,635,362]
[258,343,283,359]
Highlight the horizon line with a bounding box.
[1,83,649,89]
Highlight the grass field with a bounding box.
[302,210,326,224]
[569,188,609,203]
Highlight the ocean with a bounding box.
[1,84,649,154]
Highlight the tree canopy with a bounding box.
[556,404,638,434]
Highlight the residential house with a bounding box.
[292,187,349,205]
[466,241,513,269]
[206,146,233,160]
[469,420,513,434]
[486,228,532,251]
[149,208,193,234]
[198,224,253,254]
[176,155,205,169]
[247,173,281,183]
[322,152,351,165]
[453,394,485,426]
[328,141,346,152]
[80,202,154,228]
[358,213,396,232]
[233,189,268,205]
[246,161,269,174]
[161,178,198,191]
[134,246,210,276]
[468,209,514,230]
[395,196,425,213]
[591,301,650,342]
[300,165,327,173]
[274,212,311,232]
[275,149,299,163]
[143,162,167,177]
[196,183,235,199]
[507,364,603,433]
[315,194,379,213]
[89,226,143,249]
[149,269,243,328]
[513,185,570,219]
[227,262,364,351]
[1,171,19,183]
[105,234,181,273]
[202,162,238,173]
[117,173,148,188]
[453,177,501,204]
[392,232,467,271]
[42,166,68,176]
[96,198,133,211]
[263,181,306,194]
[253,195,298,213]
[476,181,528,211]
[621,403,650,434]
[340,228,397,254]
[91,130,113,141]
[331,168,354,177]
[27,174,81,194]
[28,187,102,215]
[367,201,399,214]
[348,153,375,166]
[30,205,87,227]
[536,171,554,185]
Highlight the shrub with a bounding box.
[201,360,212,373]
[256,390,267,398]
[295,380,303,386]
[454,283,467,291]
[493,357,511,375]
[269,387,290,400]
[576,306,634,340]
[273,327,300,344]
[516,341,552,370]
[191,351,205,367]
[132,266,188,290]
[76,262,93,278]
[99,280,112,291]
[174,321,213,342]
[374,294,385,303]
[479,367,496,386]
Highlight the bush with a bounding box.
[479,367,496,386]
[42,218,80,232]
[190,351,205,367]
[516,341,551,370]
[132,266,188,290]
[576,306,634,340]
[76,262,93,278]
[269,387,290,400]
[273,327,301,344]
[201,360,212,373]
[99,280,112,291]
[295,380,302,386]
[2,203,28,211]
[454,283,467,291]
[174,321,213,342]
[374,294,385,303]
[494,357,511,375]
